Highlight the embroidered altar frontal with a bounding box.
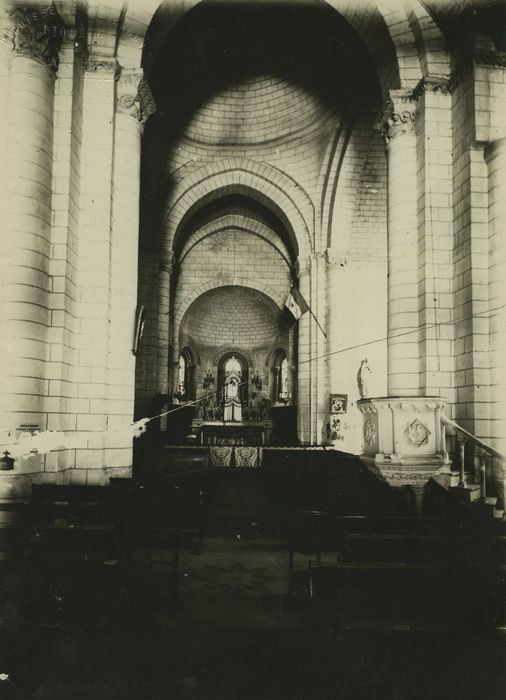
[209,446,261,468]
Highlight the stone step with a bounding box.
[450,484,482,503]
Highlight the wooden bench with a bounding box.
[30,484,120,561]
[110,477,204,598]
[27,485,127,620]
[287,513,468,594]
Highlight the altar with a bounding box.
[191,419,273,446]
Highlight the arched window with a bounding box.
[176,348,195,400]
[273,350,289,403]
[279,356,288,399]
[177,355,186,396]
[217,352,248,407]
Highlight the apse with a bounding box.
[179,285,291,407]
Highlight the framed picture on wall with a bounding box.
[330,393,347,414]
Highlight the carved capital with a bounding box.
[413,76,450,100]
[448,52,506,95]
[295,256,311,278]
[116,68,143,120]
[116,68,157,125]
[3,4,64,72]
[474,49,506,69]
[311,251,327,263]
[85,55,118,76]
[138,77,157,125]
[375,89,417,144]
[326,249,348,271]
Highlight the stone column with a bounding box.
[485,137,506,454]
[156,254,172,430]
[356,92,451,500]
[296,256,312,444]
[73,57,116,482]
[0,6,61,491]
[312,252,328,444]
[104,69,156,477]
[380,91,420,397]
[287,325,296,404]
[413,81,454,401]
[156,254,173,395]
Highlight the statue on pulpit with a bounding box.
[357,358,372,399]
[224,370,242,422]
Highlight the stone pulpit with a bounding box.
[357,396,450,511]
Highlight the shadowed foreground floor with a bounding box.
[2,524,506,700]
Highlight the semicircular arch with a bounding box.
[163,159,314,258]
[212,347,253,369]
[179,214,292,268]
[92,0,449,101]
[140,0,404,94]
[175,278,285,333]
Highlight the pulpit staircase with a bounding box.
[433,414,506,521]
[288,441,506,632]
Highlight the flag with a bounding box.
[132,304,145,355]
[284,286,309,321]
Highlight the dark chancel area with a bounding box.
[2,451,506,699]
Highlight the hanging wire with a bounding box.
[150,302,505,424]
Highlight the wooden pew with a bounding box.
[30,484,120,561]
[110,477,204,598]
[27,484,125,621]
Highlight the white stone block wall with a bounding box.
[327,257,388,453]
[486,137,506,454]
[451,74,488,439]
[385,95,421,396]
[1,43,56,492]
[1,1,505,491]
[71,61,116,482]
[416,89,455,404]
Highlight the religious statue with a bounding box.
[357,358,372,399]
[224,370,242,422]
[196,399,206,419]
[206,394,217,421]
[260,398,271,421]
